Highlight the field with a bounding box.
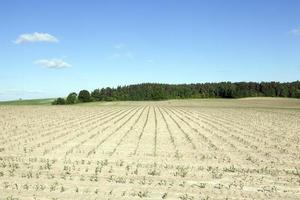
[0,98,300,200]
[0,99,54,106]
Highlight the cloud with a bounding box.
[110,43,134,60]
[14,32,58,44]
[114,43,125,49]
[109,52,134,60]
[289,28,300,36]
[34,58,71,69]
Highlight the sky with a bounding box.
[0,0,300,100]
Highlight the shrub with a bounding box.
[52,98,66,105]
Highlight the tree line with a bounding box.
[52,81,300,104]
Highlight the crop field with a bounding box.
[0,98,300,200]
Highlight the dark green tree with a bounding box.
[91,89,102,101]
[78,90,92,102]
[66,92,77,104]
[52,81,300,105]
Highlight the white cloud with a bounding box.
[110,43,135,59]
[14,32,58,44]
[114,43,125,49]
[34,58,71,69]
[109,52,134,60]
[289,28,300,36]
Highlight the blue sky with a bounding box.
[0,0,300,100]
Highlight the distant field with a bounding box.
[0,98,55,105]
[0,98,300,199]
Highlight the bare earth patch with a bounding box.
[0,98,300,199]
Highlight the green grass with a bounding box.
[0,98,55,105]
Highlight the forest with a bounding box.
[52,81,300,104]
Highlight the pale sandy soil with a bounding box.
[0,98,300,200]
